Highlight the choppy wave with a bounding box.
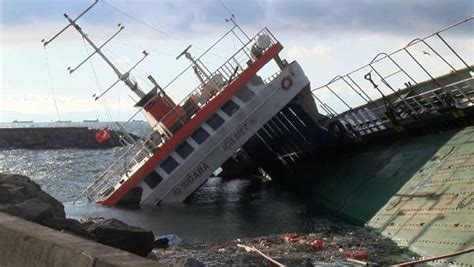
[0,122,322,241]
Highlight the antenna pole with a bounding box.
[42,0,99,47]
[67,24,125,74]
[93,50,149,101]
[225,14,250,41]
[64,14,122,77]
[42,0,158,100]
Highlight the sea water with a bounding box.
[0,122,320,241]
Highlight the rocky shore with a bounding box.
[0,173,154,257]
[0,173,415,266]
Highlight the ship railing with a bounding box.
[81,27,280,202]
[337,76,474,136]
[310,16,473,138]
[136,27,277,140]
[117,26,277,133]
[79,141,155,202]
[77,145,137,202]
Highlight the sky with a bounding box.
[1,0,473,122]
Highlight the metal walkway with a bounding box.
[311,17,473,139]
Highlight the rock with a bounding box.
[1,198,53,222]
[41,217,87,236]
[0,173,65,221]
[0,173,158,258]
[83,218,154,257]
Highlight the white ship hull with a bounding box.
[139,62,309,204]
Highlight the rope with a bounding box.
[101,0,187,45]
[100,0,226,59]
[43,48,62,121]
[217,0,234,17]
[117,77,121,119]
[101,98,114,122]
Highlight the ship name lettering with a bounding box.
[181,163,210,190]
[222,123,248,151]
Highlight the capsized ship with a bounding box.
[43,1,320,206]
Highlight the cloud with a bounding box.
[287,44,331,59]
[2,0,472,40]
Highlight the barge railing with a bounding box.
[310,16,474,138]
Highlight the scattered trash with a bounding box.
[346,257,369,266]
[282,234,303,243]
[154,237,169,249]
[344,251,369,261]
[395,247,474,266]
[149,224,414,266]
[155,234,182,248]
[310,239,324,250]
[237,244,284,267]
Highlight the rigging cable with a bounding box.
[217,0,234,17]
[100,0,226,59]
[101,0,186,45]
[81,37,114,122]
[43,48,62,121]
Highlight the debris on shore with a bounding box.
[0,172,417,265]
[149,219,415,266]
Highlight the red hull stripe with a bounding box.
[99,43,283,206]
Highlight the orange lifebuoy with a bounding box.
[95,128,111,144]
[281,76,292,90]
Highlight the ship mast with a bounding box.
[42,0,158,102]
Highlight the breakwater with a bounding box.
[0,127,127,149]
[0,212,159,267]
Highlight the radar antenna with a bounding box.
[176,45,210,83]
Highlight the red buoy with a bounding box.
[310,239,324,250]
[95,128,111,144]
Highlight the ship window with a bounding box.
[236,86,255,103]
[191,127,210,145]
[176,141,194,159]
[160,156,179,174]
[144,171,163,189]
[222,100,239,117]
[206,113,225,131]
